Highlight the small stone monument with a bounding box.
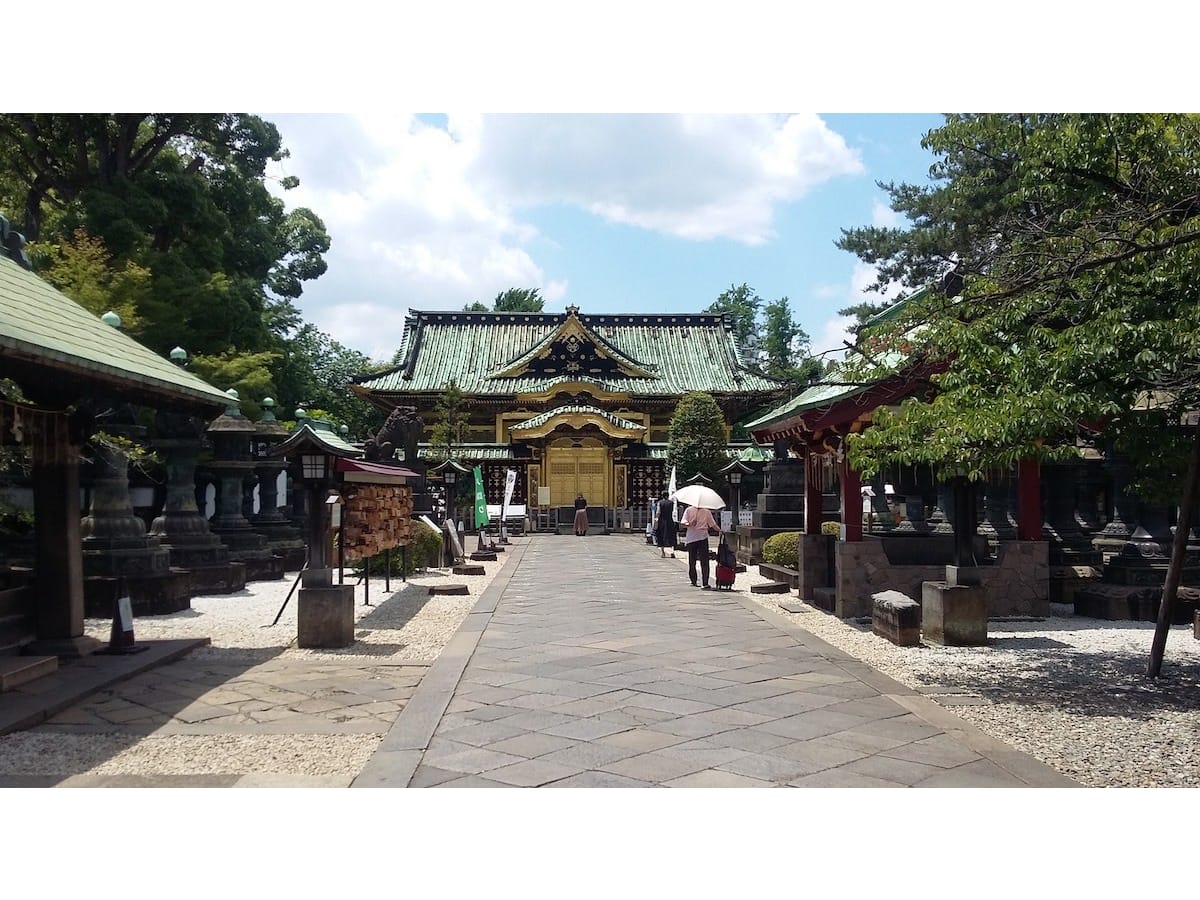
[872,590,921,646]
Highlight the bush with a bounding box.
[352,522,446,578]
[820,520,841,536]
[761,531,800,568]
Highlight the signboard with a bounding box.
[472,466,488,529]
[502,468,517,518]
[537,486,551,506]
[720,510,733,532]
[445,519,464,561]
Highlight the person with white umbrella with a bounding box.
[672,484,724,589]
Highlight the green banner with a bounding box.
[473,466,489,529]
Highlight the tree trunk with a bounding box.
[1148,426,1200,677]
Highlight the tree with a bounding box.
[667,392,728,487]
[0,114,330,361]
[463,287,544,313]
[32,227,151,333]
[836,113,1200,676]
[705,282,762,358]
[271,323,384,438]
[427,379,469,462]
[492,287,543,312]
[761,295,822,384]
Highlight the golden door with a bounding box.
[546,445,609,507]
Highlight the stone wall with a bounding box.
[833,540,1049,619]
[797,533,831,603]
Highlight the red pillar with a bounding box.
[839,454,862,542]
[1016,458,1043,541]
[804,448,823,535]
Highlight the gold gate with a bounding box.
[546,443,609,507]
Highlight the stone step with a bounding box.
[0,655,57,692]
[428,584,470,596]
[750,581,790,594]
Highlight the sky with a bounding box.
[262,113,943,364]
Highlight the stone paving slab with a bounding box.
[355,536,1077,788]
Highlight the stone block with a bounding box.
[945,565,982,587]
[750,581,790,594]
[871,590,921,647]
[921,581,987,646]
[453,564,486,575]
[297,583,355,648]
[428,583,470,596]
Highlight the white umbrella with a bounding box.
[670,484,726,509]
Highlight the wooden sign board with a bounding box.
[445,518,464,561]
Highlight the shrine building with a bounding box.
[350,304,785,526]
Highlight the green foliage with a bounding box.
[761,531,800,567]
[30,228,150,334]
[0,113,331,368]
[188,349,280,421]
[272,323,382,438]
[428,379,468,462]
[464,287,544,313]
[705,282,762,356]
[667,392,728,485]
[353,526,444,577]
[0,503,33,538]
[837,113,1200,498]
[706,283,819,383]
[493,287,544,312]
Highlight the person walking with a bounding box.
[681,502,719,588]
[653,491,677,558]
[573,492,589,537]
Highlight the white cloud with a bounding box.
[471,114,862,244]
[871,199,904,228]
[811,261,908,362]
[264,113,865,358]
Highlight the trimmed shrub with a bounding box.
[761,531,800,568]
[353,522,445,578]
[820,520,841,536]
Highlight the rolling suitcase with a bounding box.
[715,535,736,591]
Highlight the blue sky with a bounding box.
[265,113,945,363]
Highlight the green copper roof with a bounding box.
[353,310,784,397]
[509,404,645,433]
[0,255,230,409]
[417,444,516,461]
[269,420,362,459]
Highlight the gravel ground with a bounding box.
[0,544,514,782]
[738,564,1200,788]
[9,534,1199,787]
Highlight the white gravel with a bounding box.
[15,534,1200,787]
[82,555,504,662]
[738,564,1200,788]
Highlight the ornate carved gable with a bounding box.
[486,306,657,381]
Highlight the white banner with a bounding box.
[502,469,517,518]
[668,465,678,522]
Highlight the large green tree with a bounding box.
[667,392,728,487]
[705,282,762,357]
[837,113,1200,676]
[761,295,821,384]
[272,323,385,438]
[463,286,545,313]
[0,114,330,361]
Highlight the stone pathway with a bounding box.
[354,536,1075,787]
[0,651,427,787]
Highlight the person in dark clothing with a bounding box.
[573,492,588,536]
[653,491,677,558]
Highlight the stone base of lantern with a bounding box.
[297,568,355,648]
